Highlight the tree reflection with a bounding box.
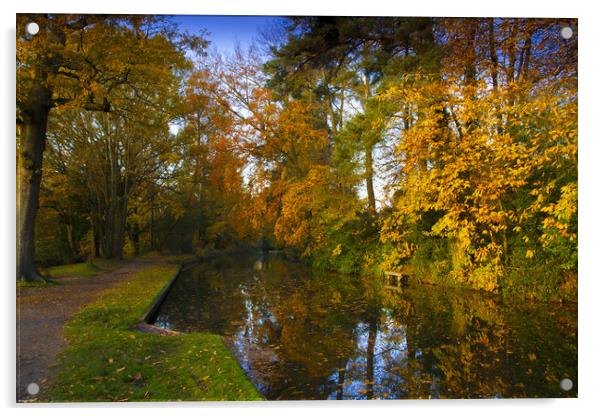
[152,256,577,399]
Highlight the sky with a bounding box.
[171,15,286,55]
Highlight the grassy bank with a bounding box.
[43,257,262,402]
[43,258,124,279]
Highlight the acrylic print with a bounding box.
[16,15,577,401]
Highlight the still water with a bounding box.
[152,255,577,400]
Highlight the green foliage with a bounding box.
[312,212,381,275]
[34,208,80,266]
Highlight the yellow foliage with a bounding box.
[378,18,576,292]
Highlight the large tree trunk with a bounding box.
[17,106,50,281]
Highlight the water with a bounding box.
[152,255,577,400]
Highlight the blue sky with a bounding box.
[171,15,285,55]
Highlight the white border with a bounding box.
[4,0,583,18]
[2,1,600,416]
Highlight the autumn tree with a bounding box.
[379,18,577,298]
[266,17,438,215]
[16,14,199,280]
[166,66,254,253]
[46,103,175,259]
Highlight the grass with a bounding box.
[42,258,262,402]
[17,259,124,289]
[43,258,124,279]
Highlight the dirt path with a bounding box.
[16,258,158,402]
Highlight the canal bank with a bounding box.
[39,255,262,402]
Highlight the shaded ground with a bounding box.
[16,258,157,402]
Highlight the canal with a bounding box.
[151,254,577,399]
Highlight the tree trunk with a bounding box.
[91,217,101,259]
[365,141,376,216]
[64,220,77,263]
[488,18,504,135]
[113,195,127,259]
[488,19,499,91]
[130,221,140,256]
[17,107,50,281]
[362,70,377,217]
[150,206,155,251]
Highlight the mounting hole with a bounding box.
[560,378,573,391]
[26,382,40,395]
[560,26,573,40]
[25,22,39,36]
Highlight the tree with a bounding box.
[379,18,577,296]
[16,14,197,280]
[169,66,254,253]
[47,103,175,259]
[265,17,438,215]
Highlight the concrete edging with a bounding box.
[139,264,183,324]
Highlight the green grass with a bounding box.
[42,259,262,402]
[17,279,59,289]
[43,258,124,279]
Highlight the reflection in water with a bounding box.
[152,255,577,400]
